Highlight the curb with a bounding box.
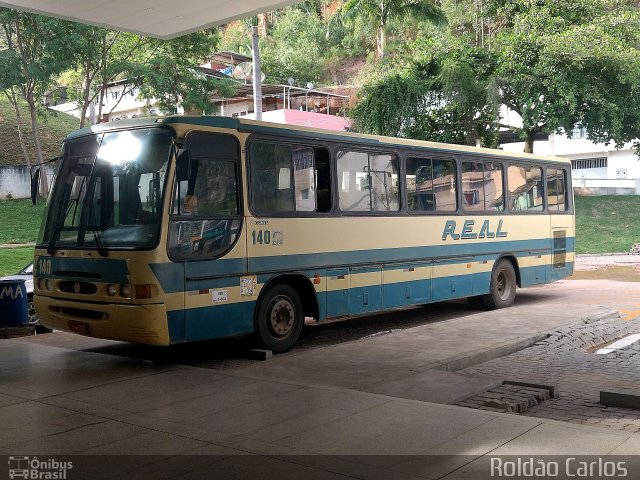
[0,243,35,249]
[429,310,621,372]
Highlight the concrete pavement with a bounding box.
[2,286,640,478]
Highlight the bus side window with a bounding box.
[508,165,544,212]
[250,142,330,215]
[547,168,567,212]
[462,160,503,212]
[407,157,457,213]
[337,150,399,213]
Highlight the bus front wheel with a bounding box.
[255,284,304,352]
[469,259,517,310]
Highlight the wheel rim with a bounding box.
[496,270,511,300]
[267,295,295,338]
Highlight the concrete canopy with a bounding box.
[0,0,300,39]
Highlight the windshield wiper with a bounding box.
[87,209,107,257]
[90,227,107,257]
[47,197,79,255]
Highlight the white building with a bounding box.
[499,109,640,195]
[49,80,167,123]
[100,80,159,122]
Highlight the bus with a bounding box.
[32,116,574,352]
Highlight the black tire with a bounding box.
[479,258,517,310]
[27,296,38,324]
[27,296,53,333]
[255,284,304,352]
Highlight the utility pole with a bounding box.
[251,25,262,121]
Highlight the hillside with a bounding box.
[0,97,79,166]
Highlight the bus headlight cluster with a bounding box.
[106,283,151,299]
[107,283,131,298]
[37,278,54,291]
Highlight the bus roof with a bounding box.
[64,115,570,164]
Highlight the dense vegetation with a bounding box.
[1,0,639,167]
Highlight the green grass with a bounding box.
[574,196,640,254]
[0,97,79,166]
[0,199,46,244]
[0,247,34,276]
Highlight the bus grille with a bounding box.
[59,281,98,295]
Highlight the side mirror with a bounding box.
[30,167,41,205]
[176,149,191,182]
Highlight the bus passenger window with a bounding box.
[508,165,544,212]
[250,142,330,215]
[462,161,504,212]
[407,157,457,213]
[547,168,567,212]
[338,150,399,212]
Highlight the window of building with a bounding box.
[250,142,331,214]
[571,157,607,170]
[547,168,567,212]
[570,126,588,139]
[508,165,544,212]
[111,91,119,100]
[337,150,399,213]
[461,161,504,212]
[406,157,457,212]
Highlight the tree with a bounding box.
[492,0,640,152]
[352,35,499,147]
[134,31,236,115]
[0,8,70,166]
[0,48,30,165]
[336,0,445,59]
[62,26,152,128]
[260,8,328,84]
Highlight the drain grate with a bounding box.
[457,381,557,413]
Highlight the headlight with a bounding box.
[120,284,131,298]
[45,279,53,291]
[107,284,117,296]
[37,278,44,290]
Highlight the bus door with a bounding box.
[170,131,245,342]
[547,167,571,281]
[550,223,569,281]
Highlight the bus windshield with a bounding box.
[39,127,173,253]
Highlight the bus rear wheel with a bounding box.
[255,284,304,352]
[469,259,517,310]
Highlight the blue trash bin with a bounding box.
[0,279,28,326]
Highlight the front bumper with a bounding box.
[34,295,171,346]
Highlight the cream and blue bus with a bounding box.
[32,116,573,351]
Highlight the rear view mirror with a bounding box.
[176,149,191,182]
[30,167,41,205]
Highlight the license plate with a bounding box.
[68,320,90,335]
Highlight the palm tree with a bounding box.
[337,0,445,59]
